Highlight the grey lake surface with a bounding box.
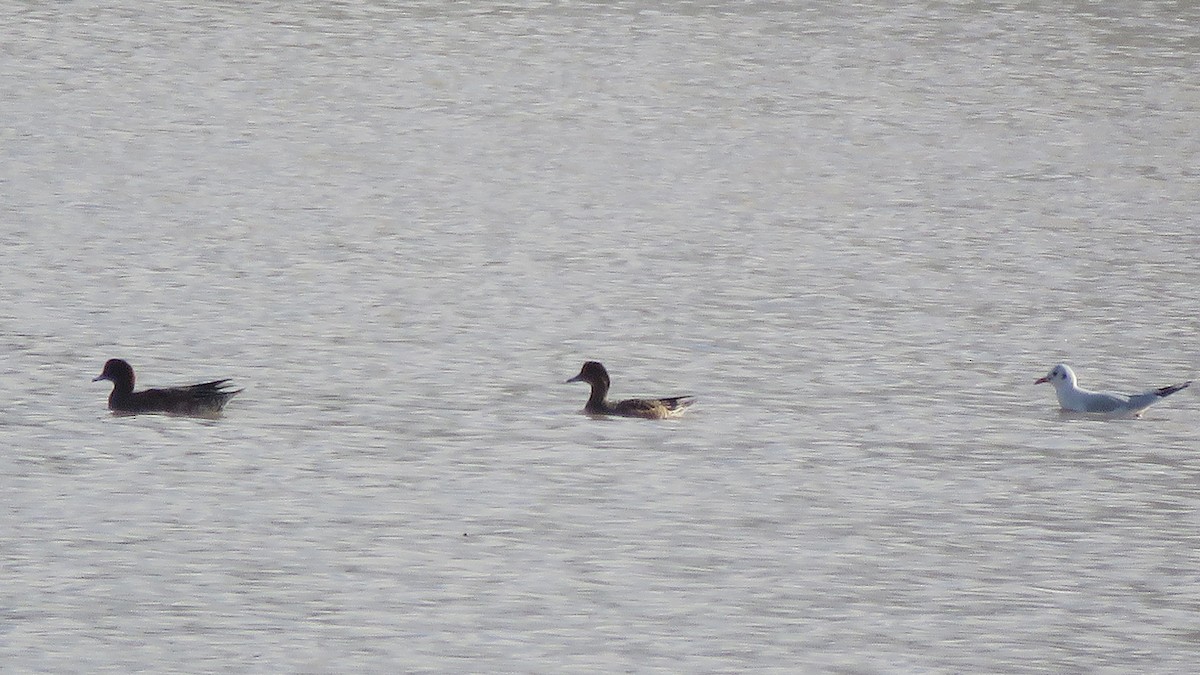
[2,1,1199,672]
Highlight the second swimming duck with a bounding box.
[94,358,242,416]
[567,361,694,419]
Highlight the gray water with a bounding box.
[2,1,1199,672]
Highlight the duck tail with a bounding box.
[660,396,696,410]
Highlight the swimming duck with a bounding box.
[1035,363,1190,416]
[566,361,694,419]
[93,358,242,416]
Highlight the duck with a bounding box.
[93,358,242,416]
[1035,363,1190,416]
[566,361,694,419]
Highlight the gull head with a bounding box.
[1035,363,1076,388]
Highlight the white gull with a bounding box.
[1035,363,1190,415]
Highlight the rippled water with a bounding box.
[3,1,1199,672]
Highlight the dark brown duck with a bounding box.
[567,361,694,419]
[93,358,241,416]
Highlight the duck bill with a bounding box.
[1034,376,1049,384]
[92,374,110,382]
[565,374,583,384]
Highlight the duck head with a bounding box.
[567,361,610,389]
[94,358,135,390]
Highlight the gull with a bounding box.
[1035,363,1190,415]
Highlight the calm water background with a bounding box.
[2,1,1199,672]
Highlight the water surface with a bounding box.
[2,1,1199,672]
